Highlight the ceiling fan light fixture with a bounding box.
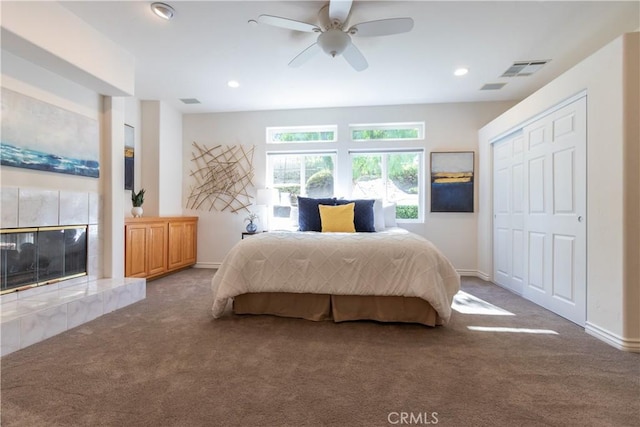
[258,1,412,70]
[151,2,175,20]
[318,29,350,57]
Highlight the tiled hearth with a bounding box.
[1,276,146,356]
[0,186,146,356]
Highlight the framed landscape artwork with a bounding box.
[430,151,474,212]
[124,124,134,190]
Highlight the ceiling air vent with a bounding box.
[501,60,550,77]
[480,83,507,91]
[180,98,201,105]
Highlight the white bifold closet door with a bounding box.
[493,132,525,295]
[493,97,586,326]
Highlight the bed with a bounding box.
[211,227,460,326]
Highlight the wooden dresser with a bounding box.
[125,216,198,279]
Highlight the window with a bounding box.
[350,122,424,142]
[265,121,426,227]
[267,152,337,227]
[266,125,337,144]
[350,150,423,221]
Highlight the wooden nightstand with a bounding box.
[241,231,266,239]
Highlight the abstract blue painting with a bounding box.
[431,152,474,212]
[1,88,99,178]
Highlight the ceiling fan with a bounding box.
[257,0,414,72]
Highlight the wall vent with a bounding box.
[180,98,201,104]
[501,60,550,77]
[480,83,507,91]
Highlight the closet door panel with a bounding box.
[493,96,586,325]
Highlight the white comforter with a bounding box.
[211,228,461,322]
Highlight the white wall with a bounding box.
[478,33,639,351]
[140,100,184,217]
[183,101,515,270]
[622,33,639,344]
[158,102,183,216]
[1,1,134,96]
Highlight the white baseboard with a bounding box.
[453,269,639,353]
[585,322,640,353]
[456,270,491,281]
[194,262,220,269]
[456,269,477,277]
[475,270,491,281]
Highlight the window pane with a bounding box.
[272,155,301,189]
[272,131,335,142]
[388,153,419,219]
[352,154,382,198]
[267,125,337,143]
[350,122,424,141]
[352,128,419,141]
[305,155,334,198]
[268,153,336,224]
[351,151,421,220]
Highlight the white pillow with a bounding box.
[290,206,299,228]
[383,202,397,228]
[373,199,385,231]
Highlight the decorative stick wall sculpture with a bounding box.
[187,142,255,213]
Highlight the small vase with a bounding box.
[131,206,143,218]
[246,221,257,233]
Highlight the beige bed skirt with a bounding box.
[233,293,443,326]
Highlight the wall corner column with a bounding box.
[622,32,640,345]
[103,96,126,278]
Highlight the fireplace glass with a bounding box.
[1,226,87,293]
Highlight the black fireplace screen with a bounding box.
[0,226,87,293]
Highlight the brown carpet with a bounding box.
[1,268,638,426]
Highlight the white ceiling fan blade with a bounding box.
[342,43,368,71]
[258,15,320,33]
[329,0,353,24]
[349,18,414,37]
[288,43,321,68]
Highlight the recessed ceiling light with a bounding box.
[454,68,469,76]
[151,2,175,20]
[227,80,240,88]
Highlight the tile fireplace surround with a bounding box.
[1,187,146,356]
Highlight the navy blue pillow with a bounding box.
[335,199,376,232]
[297,196,336,232]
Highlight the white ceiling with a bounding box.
[60,1,639,113]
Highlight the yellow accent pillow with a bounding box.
[319,203,356,233]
